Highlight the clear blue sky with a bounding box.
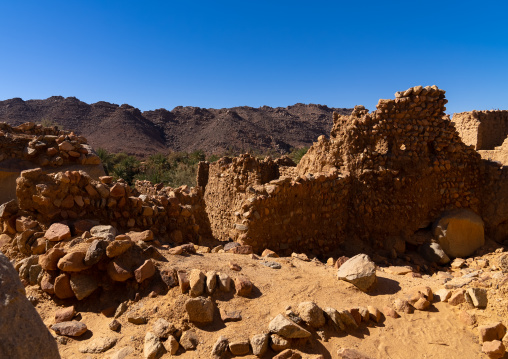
[1,1,507,114]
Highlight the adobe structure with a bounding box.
[198,86,508,255]
[453,110,508,165]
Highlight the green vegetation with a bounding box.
[97,146,309,188]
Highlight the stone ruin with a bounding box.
[0,85,507,303]
[453,110,508,165]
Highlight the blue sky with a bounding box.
[0,1,507,114]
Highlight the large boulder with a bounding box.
[433,209,485,258]
[336,254,377,292]
[0,251,60,358]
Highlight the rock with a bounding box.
[434,288,452,302]
[51,321,87,336]
[235,276,253,297]
[55,306,76,323]
[467,287,488,308]
[229,262,241,271]
[479,322,507,342]
[262,249,279,258]
[206,270,217,294]
[144,332,164,359]
[334,256,350,269]
[273,349,302,359]
[110,183,126,197]
[268,314,311,338]
[91,225,117,240]
[419,242,451,264]
[323,307,346,331]
[337,348,372,359]
[54,273,75,299]
[433,209,485,258]
[220,309,242,322]
[451,258,466,269]
[251,333,269,356]
[164,335,179,355]
[459,310,477,326]
[79,336,117,353]
[177,270,190,293]
[336,254,377,292]
[180,330,199,350]
[106,240,133,258]
[218,272,232,291]
[152,318,175,338]
[185,296,214,323]
[297,301,325,328]
[383,306,400,318]
[338,309,358,329]
[135,259,156,283]
[211,336,229,358]
[84,239,107,266]
[127,314,147,325]
[189,269,206,297]
[39,248,65,271]
[70,274,98,300]
[448,289,466,306]
[110,346,135,359]
[114,301,129,318]
[229,245,253,254]
[109,319,121,331]
[107,258,133,282]
[482,340,505,359]
[128,230,154,242]
[57,251,89,272]
[263,261,282,269]
[367,306,382,323]
[229,339,250,355]
[270,334,290,351]
[45,223,71,242]
[0,252,60,358]
[413,297,430,311]
[383,266,413,275]
[224,242,240,251]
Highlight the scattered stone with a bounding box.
[109,319,121,331]
[70,273,98,300]
[383,306,400,319]
[251,333,269,356]
[337,348,372,359]
[323,307,346,331]
[152,318,175,338]
[57,251,89,272]
[419,242,450,264]
[128,230,154,242]
[55,306,76,323]
[115,301,128,318]
[235,276,253,297]
[467,287,488,308]
[479,322,507,342]
[224,242,241,251]
[229,262,242,271]
[268,314,311,338]
[270,334,290,351]
[338,309,358,329]
[54,273,75,299]
[263,261,282,269]
[127,314,148,325]
[180,330,199,350]
[164,335,179,355]
[433,209,485,258]
[482,340,505,359]
[434,288,452,302]
[349,308,362,326]
[448,289,466,306]
[218,272,232,291]
[79,336,117,354]
[189,269,206,297]
[367,306,382,323]
[297,301,325,328]
[458,310,477,326]
[262,249,279,258]
[51,321,87,337]
[413,297,430,311]
[229,245,253,255]
[384,266,413,275]
[451,258,466,269]
[220,309,242,322]
[206,270,217,294]
[185,296,214,323]
[109,346,135,359]
[211,336,229,358]
[90,225,117,240]
[106,240,132,258]
[177,270,190,293]
[45,223,71,242]
[229,339,250,355]
[336,254,377,292]
[392,298,413,314]
[144,331,164,359]
[134,259,156,283]
[84,239,107,265]
[107,258,133,282]
[39,247,66,270]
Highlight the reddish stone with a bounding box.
[106,240,132,258]
[54,274,75,299]
[51,321,87,337]
[349,308,362,325]
[31,237,46,255]
[235,276,253,297]
[57,251,88,272]
[261,249,279,258]
[55,306,76,323]
[128,230,154,242]
[334,256,350,269]
[383,306,400,319]
[482,340,505,359]
[45,223,71,242]
[479,322,507,343]
[39,248,66,270]
[177,270,190,293]
[41,273,55,295]
[273,349,302,359]
[61,194,75,209]
[134,259,156,283]
[109,183,126,197]
[229,245,253,255]
[229,262,241,271]
[107,258,133,282]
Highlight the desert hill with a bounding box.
[0,97,352,157]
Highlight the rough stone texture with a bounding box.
[250,333,269,356]
[134,259,156,283]
[229,339,250,355]
[51,321,87,337]
[206,270,217,294]
[336,254,377,292]
[273,349,302,359]
[55,306,76,323]
[297,301,326,328]
[433,209,485,258]
[163,335,179,355]
[479,322,507,343]
[70,273,98,300]
[337,348,373,359]
[180,330,199,350]
[482,340,506,359]
[467,287,488,308]
[0,251,60,358]
[45,223,71,242]
[79,337,117,354]
[211,336,229,358]
[185,296,214,323]
[419,242,450,264]
[235,276,253,297]
[268,314,311,338]
[152,318,175,339]
[270,334,290,352]
[144,331,164,359]
[189,269,206,297]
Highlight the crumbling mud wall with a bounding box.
[201,86,508,254]
[0,122,104,203]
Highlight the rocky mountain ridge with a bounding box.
[0,97,352,157]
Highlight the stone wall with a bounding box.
[453,110,508,150]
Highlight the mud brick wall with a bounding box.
[453,110,508,150]
[8,169,200,244]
